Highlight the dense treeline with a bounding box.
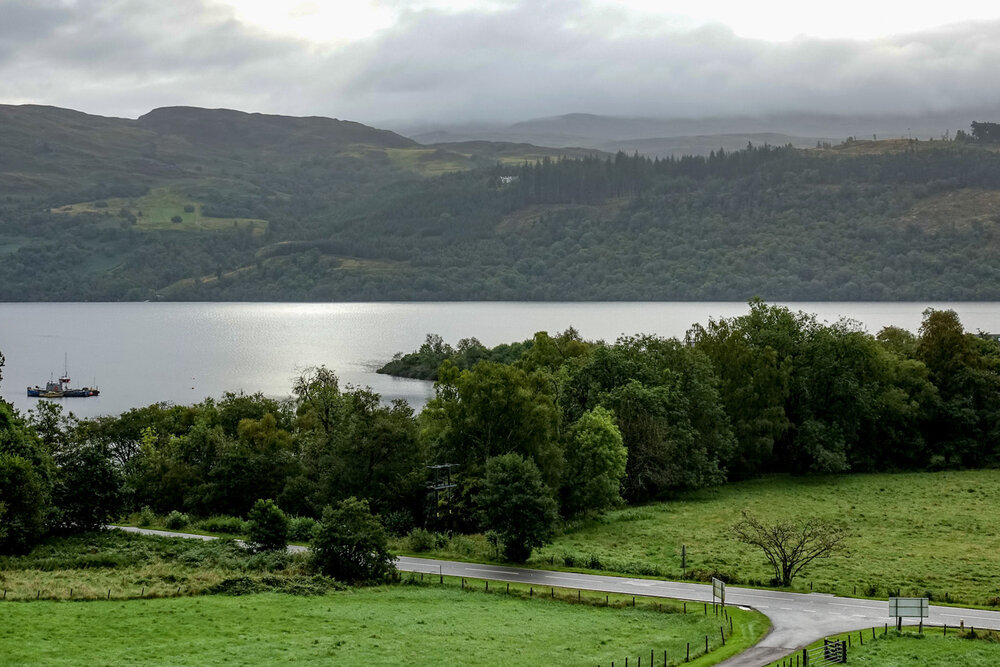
[163,139,1000,301]
[5,304,1000,562]
[7,130,1000,300]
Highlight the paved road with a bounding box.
[117,527,1000,666]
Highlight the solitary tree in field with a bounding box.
[732,511,848,587]
[311,497,395,583]
[246,498,289,552]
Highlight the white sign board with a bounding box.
[889,597,928,618]
[712,577,726,604]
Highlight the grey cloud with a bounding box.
[2,0,1000,124]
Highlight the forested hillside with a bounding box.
[3,104,1000,300]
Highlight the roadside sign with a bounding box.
[889,597,928,618]
[712,577,726,605]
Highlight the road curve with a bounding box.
[115,527,1000,666]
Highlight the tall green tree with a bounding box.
[478,453,559,562]
[689,305,791,477]
[559,337,732,501]
[0,376,52,553]
[290,367,425,519]
[561,406,626,516]
[424,360,563,487]
[917,309,1000,466]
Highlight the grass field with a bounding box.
[51,187,267,235]
[0,531,321,601]
[765,627,1000,667]
[527,470,1000,606]
[0,582,766,666]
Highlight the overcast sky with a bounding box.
[2,0,1000,125]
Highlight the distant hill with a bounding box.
[136,106,417,154]
[399,108,1000,156]
[597,133,829,158]
[0,104,596,200]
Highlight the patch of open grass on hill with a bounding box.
[50,187,267,236]
[0,582,766,666]
[766,627,1000,667]
[897,187,1000,233]
[531,470,1000,607]
[811,137,951,156]
[383,147,473,175]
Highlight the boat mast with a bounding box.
[60,352,70,386]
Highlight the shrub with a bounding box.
[288,516,317,542]
[311,497,395,584]
[183,204,195,213]
[195,515,247,535]
[164,510,189,529]
[407,528,437,552]
[170,215,182,223]
[246,499,289,552]
[137,506,156,527]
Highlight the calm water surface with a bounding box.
[1,302,999,418]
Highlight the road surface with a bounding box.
[116,527,1000,666]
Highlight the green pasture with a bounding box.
[0,582,765,666]
[766,627,1000,667]
[532,470,1000,606]
[383,147,473,175]
[51,187,267,235]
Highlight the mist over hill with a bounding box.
[397,108,998,157]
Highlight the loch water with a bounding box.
[2,301,999,418]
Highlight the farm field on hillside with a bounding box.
[533,470,1000,606]
[0,585,764,666]
[52,187,267,235]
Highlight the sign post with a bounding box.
[889,597,928,631]
[712,577,726,608]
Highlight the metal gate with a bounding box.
[803,638,847,665]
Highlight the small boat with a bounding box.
[27,379,100,398]
[26,356,100,398]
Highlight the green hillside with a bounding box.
[2,104,1000,301]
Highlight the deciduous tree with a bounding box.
[478,453,558,562]
[732,511,848,587]
[311,497,395,583]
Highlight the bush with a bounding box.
[183,204,195,213]
[137,506,156,527]
[311,497,395,584]
[164,510,189,529]
[406,528,437,552]
[288,516,317,542]
[170,215,182,223]
[246,499,289,552]
[195,515,247,535]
